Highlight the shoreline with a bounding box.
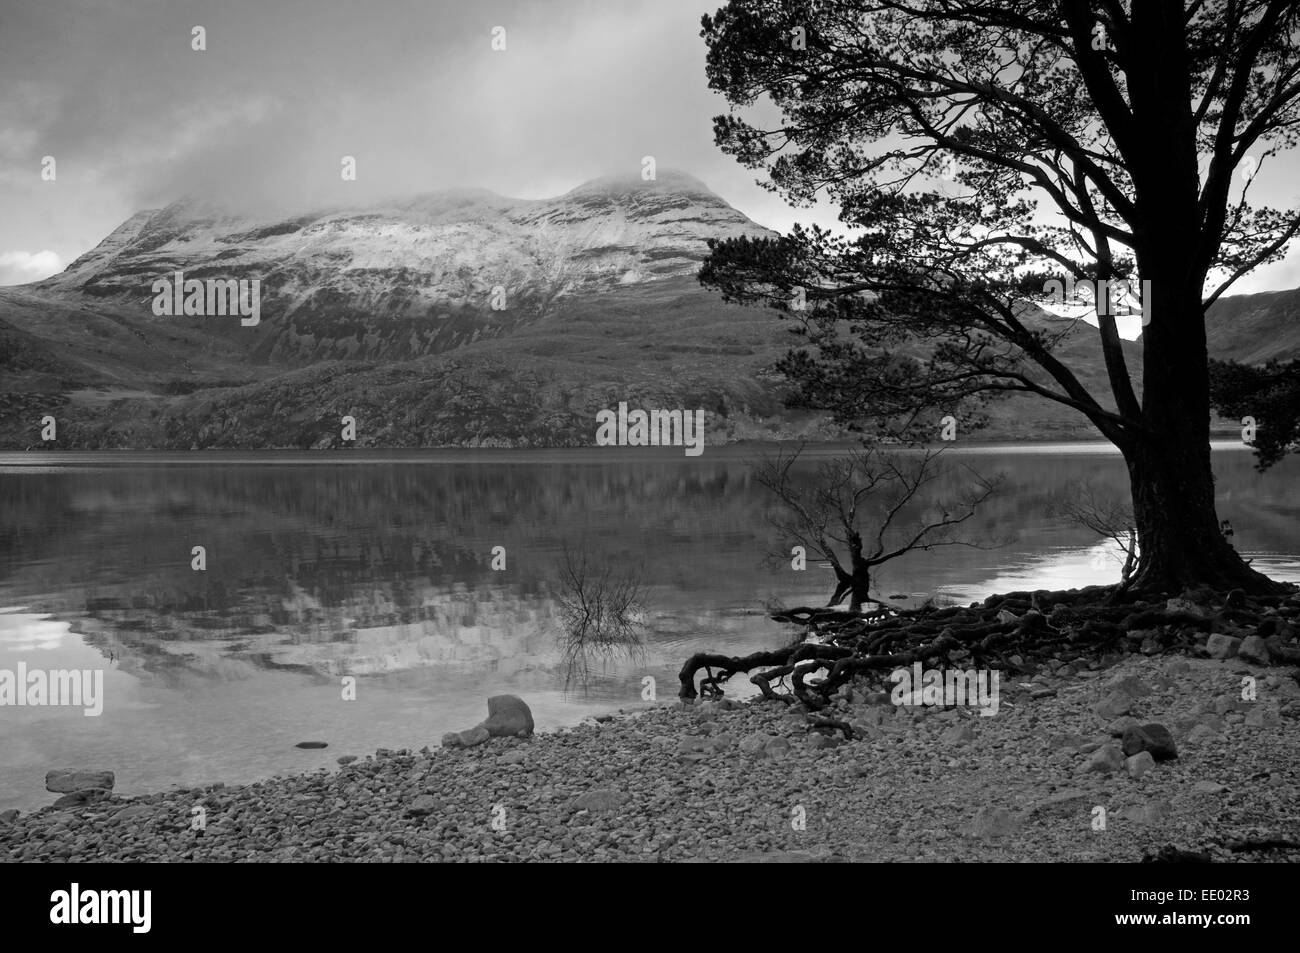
[3,648,1298,862]
[0,437,1258,466]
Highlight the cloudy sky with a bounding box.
[2,0,1298,295]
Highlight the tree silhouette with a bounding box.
[757,445,999,611]
[698,0,1300,594]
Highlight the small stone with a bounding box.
[1166,598,1209,618]
[707,732,735,753]
[336,755,358,765]
[1107,675,1154,697]
[942,724,976,744]
[108,804,152,823]
[1166,659,1190,674]
[1121,723,1178,761]
[1121,800,1172,824]
[51,790,107,809]
[1048,732,1089,751]
[442,725,490,748]
[499,749,526,765]
[0,809,19,826]
[1205,634,1242,660]
[969,805,1020,838]
[765,736,792,759]
[295,741,328,749]
[1108,716,1140,737]
[1192,781,1226,794]
[730,848,843,863]
[1243,707,1266,728]
[860,707,890,727]
[1188,724,1218,743]
[1125,751,1156,779]
[1033,789,1089,816]
[407,794,442,816]
[1093,690,1134,719]
[573,789,626,813]
[1083,744,1125,774]
[1237,635,1270,665]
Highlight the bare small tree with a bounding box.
[756,444,1000,613]
[555,544,647,690]
[1049,481,1138,588]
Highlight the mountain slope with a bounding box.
[0,172,1294,450]
[1204,287,1300,364]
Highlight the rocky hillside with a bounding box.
[0,170,1294,449]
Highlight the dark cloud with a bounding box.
[0,0,1295,293]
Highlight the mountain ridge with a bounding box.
[1,171,1296,450]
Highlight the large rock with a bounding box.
[45,770,115,794]
[1121,723,1178,761]
[480,695,534,738]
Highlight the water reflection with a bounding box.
[0,443,1295,808]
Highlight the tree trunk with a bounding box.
[1119,21,1282,597]
[828,565,871,611]
[1124,436,1278,595]
[847,564,870,612]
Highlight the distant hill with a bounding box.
[1204,287,1300,364]
[0,171,1293,449]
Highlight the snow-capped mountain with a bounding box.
[33,169,771,364]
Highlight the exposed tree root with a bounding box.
[679,582,1300,707]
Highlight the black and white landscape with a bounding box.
[1,0,1299,892]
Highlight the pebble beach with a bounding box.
[3,648,1298,863]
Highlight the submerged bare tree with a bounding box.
[757,444,1002,612]
[555,544,647,691]
[1049,480,1138,587]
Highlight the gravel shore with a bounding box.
[3,651,1298,862]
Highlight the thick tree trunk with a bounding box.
[1116,17,1281,597]
[828,565,871,611]
[1124,430,1278,595]
[847,564,870,612]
